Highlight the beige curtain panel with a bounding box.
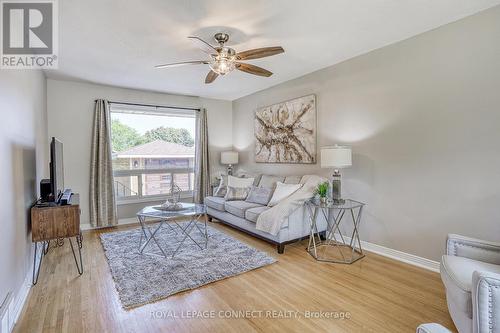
[90,99,118,227]
[194,108,210,203]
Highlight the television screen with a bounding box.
[50,137,64,202]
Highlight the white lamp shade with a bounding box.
[221,151,238,165]
[321,145,352,168]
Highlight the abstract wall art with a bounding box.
[254,94,316,164]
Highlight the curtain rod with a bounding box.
[95,100,201,112]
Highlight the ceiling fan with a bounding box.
[155,33,284,84]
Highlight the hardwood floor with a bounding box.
[15,221,456,333]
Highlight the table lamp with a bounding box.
[321,145,352,203]
[221,151,238,175]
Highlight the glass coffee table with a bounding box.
[136,203,208,258]
[306,199,366,264]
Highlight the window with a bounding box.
[109,103,196,202]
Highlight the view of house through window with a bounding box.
[110,104,196,201]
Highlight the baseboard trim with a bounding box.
[10,271,31,332]
[81,217,139,231]
[81,219,439,272]
[333,233,440,272]
[5,259,34,333]
[0,292,11,333]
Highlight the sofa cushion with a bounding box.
[228,175,255,188]
[204,196,226,211]
[284,175,302,184]
[441,255,500,318]
[245,206,270,223]
[224,186,251,201]
[224,201,263,218]
[245,186,273,205]
[234,171,261,186]
[258,175,285,188]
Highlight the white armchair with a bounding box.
[419,234,500,333]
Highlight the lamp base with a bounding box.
[227,164,233,176]
[331,169,343,202]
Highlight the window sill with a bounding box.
[116,194,194,206]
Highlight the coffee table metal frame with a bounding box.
[306,199,366,264]
[136,203,208,258]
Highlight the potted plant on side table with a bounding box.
[315,181,329,204]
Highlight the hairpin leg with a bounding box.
[76,231,83,249]
[32,242,45,285]
[69,237,83,275]
[43,240,50,255]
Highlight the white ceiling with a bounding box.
[45,0,500,100]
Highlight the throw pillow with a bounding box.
[258,175,285,189]
[213,176,227,197]
[268,182,303,207]
[224,186,251,201]
[245,186,273,205]
[284,175,302,184]
[234,171,262,186]
[227,175,255,188]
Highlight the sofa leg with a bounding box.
[319,231,327,241]
[207,215,213,222]
[277,244,285,254]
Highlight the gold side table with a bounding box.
[306,199,366,264]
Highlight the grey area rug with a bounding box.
[100,222,277,309]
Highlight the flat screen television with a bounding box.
[50,137,64,202]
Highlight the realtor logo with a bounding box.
[1,0,58,68]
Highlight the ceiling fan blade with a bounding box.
[236,63,273,77]
[188,36,218,55]
[236,46,284,60]
[155,60,208,69]
[205,70,219,84]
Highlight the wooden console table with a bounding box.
[31,195,83,285]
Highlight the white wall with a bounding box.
[232,6,500,261]
[0,70,47,319]
[47,79,232,225]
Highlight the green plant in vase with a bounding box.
[314,181,329,204]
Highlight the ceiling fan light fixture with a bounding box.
[155,33,284,83]
[209,56,236,75]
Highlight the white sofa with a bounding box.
[204,174,327,253]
